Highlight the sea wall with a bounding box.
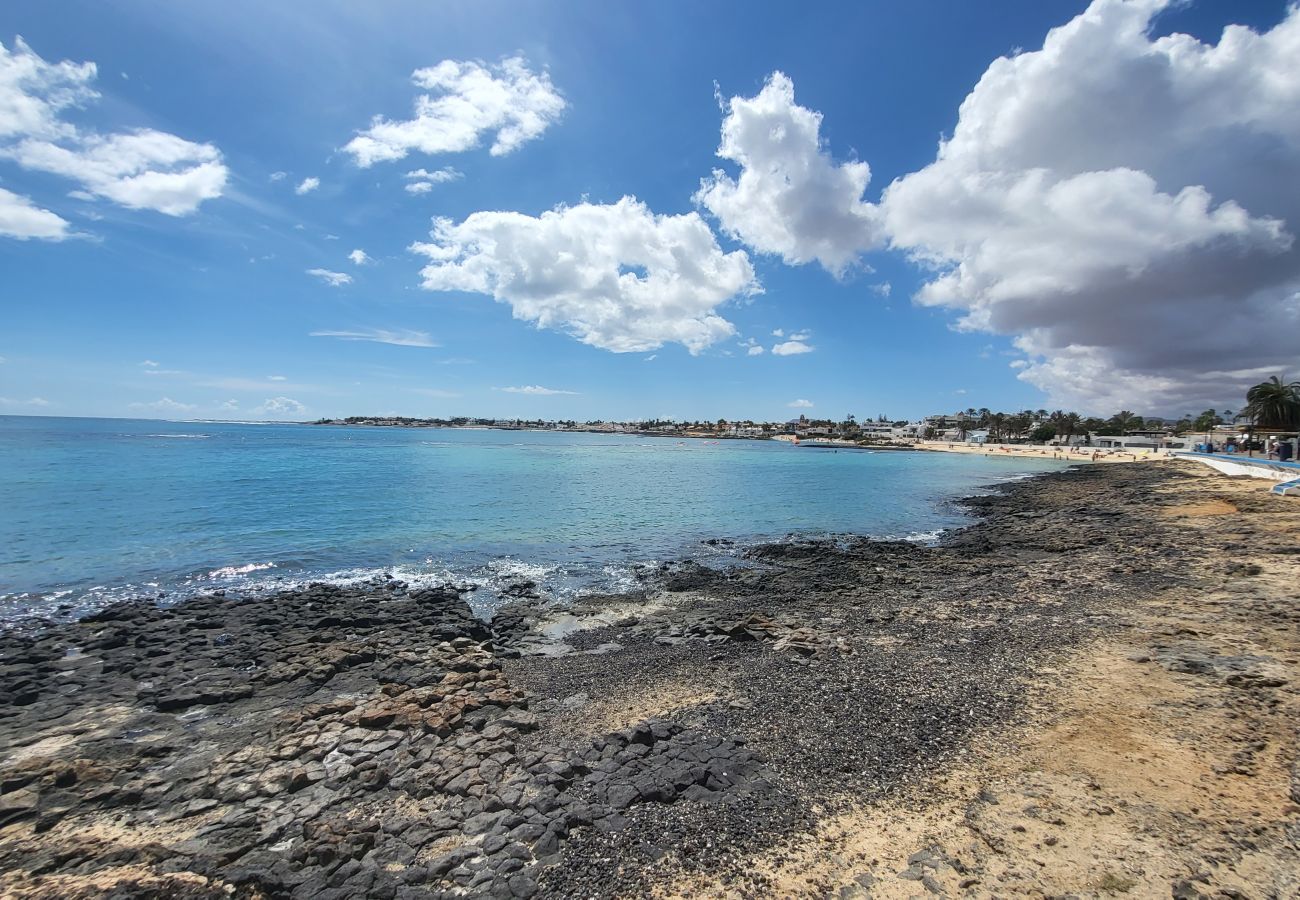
[1174,452,1300,482]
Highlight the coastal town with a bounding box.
[313,404,1299,458]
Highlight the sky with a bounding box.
[1,0,1297,422]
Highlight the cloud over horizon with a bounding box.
[879,0,1300,412]
[497,385,578,395]
[410,196,758,354]
[699,2,1300,413]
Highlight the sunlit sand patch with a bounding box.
[0,865,219,899]
[1159,499,1238,517]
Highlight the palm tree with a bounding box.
[988,412,1007,442]
[1110,410,1142,433]
[1060,412,1081,443]
[1243,376,1300,429]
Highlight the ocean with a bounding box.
[0,416,1067,622]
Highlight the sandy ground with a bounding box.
[917,440,1172,463]
[678,465,1300,899]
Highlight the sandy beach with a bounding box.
[916,440,1173,463]
[1,461,1296,898]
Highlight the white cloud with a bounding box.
[255,397,306,416]
[877,1,1300,412]
[294,176,319,195]
[309,328,437,347]
[407,167,462,182]
[410,196,757,353]
[695,72,882,275]
[348,248,370,265]
[0,186,70,239]
[0,396,50,407]
[747,345,765,356]
[870,282,891,297]
[771,328,784,337]
[267,375,286,381]
[306,268,352,287]
[11,131,227,215]
[344,57,565,167]
[772,340,813,356]
[497,385,578,395]
[787,398,814,408]
[404,167,464,194]
[0,38,226,218]
[0,36,96,140]
[129,397,196,414]
[218,399,239,411]
[788,330,811,342]
[269,171,286,182]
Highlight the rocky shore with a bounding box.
[2,462,1297,898]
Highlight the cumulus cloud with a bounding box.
[129,397,196,414]
[878,0,1300,412]
[787,399,814,408]
[306,268,352,287]
[348,249,370,265]
[344,57,565,167]
[772,340,813,356]
[294,176,319,195]
[309,328,437,347]
[0,185,69,239]
[0,396,50,407]
[740,337,765,356]
[695,72,882,275]
[497,385,578,395]
[255,397,306,416]
[0,38,227,218]
[410,196,758,353]
[268,171,286,182]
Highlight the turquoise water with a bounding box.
[0,416,1067,621]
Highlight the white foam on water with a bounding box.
[143,433,211,439]
[206,562,276,579]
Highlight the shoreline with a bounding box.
[1,458,1061,628]
[1,462,1296,897]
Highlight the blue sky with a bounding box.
[2,1,1296,421]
